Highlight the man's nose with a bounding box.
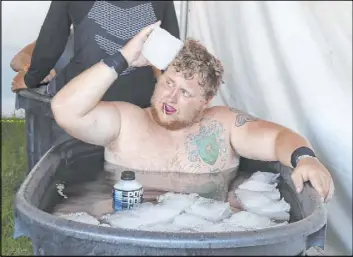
[167,88,178,103]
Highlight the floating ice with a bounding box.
[234,172,291,222]
[235,188,281,201]
[157,192,199,211]
[248,171,280,184]
[185,197,233,222]
[172,213,214,229]
[56,171,293,232]
[238,180,278,192]
[222,211,277,230]
[101,202,182,229]
[234,188,281,210]
[247,198,291,221]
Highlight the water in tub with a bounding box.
[52,162,290,231]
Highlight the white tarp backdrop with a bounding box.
[186,1,352,255]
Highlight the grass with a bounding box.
[1,117,33,255]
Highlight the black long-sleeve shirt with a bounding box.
[25,1,179,106]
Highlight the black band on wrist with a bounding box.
[290,146,316,168]
[102,51,129,75]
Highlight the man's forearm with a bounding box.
[51,61,118,119]
[274,128,313,168]
[24,1,71,88]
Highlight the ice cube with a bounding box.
[235,188,281,201]
[142,26,184,70]
[248,171,280,184]
[238,180,278,192]
[255,198,290,213]
[247,198,291,221]
[185,197,233,222]
[222,211,277,230]
[100,202,153,225]
[234,188,280,210]
[101,203,182,229]
[157,192,199,211]
[172,213,214,229]
[248,210,290,221]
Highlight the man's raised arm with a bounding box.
[51,61,122,147]
[51,21,161,147]
[228,107,334,202]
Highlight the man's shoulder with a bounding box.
[205,105,236,118]
[199,106,234,129]
[204,106,259,128]
[207,105,251,115]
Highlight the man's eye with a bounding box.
[181,89,191,98]
[166,80,173,87]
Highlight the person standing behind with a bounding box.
[11,28,74,95]
[12,1,180,107]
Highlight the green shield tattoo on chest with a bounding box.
[185,119,228,169]
[195,134,219,165]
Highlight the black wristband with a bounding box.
[102,51,129,75]
[290,146,316,168]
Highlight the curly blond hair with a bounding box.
[170,38,224,99]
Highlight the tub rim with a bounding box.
[18,89,52,103]
[15,140,328,249]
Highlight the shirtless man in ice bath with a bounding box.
[51,22,334,210]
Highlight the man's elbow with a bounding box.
[51,97,71,128]
[10,58,20,72]
[51,105,65,128]
[10,52,32,72]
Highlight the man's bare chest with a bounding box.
[106,118,237,173]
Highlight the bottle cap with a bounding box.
[121,170,135,181]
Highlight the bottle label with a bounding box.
[112,187,143,211]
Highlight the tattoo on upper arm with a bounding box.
[229,107,258,127]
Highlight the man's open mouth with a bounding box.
[163,103,176,115]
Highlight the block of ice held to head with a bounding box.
[142,26,184,70]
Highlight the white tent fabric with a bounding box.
[185,1,352,255]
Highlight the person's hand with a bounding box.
[41,69,56,84]
[24,63,56,84]
[11,71,27,92]
[121,21,161,67]
[291,157,334,202]
[12,68,57,92]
